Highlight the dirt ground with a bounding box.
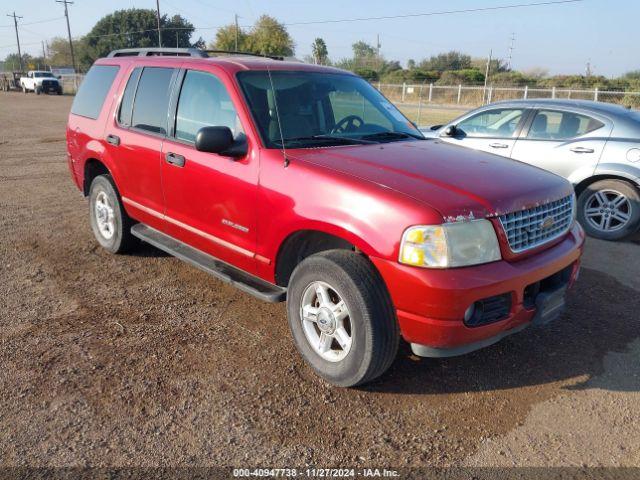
[0,93,639,474]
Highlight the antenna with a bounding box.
[266,66,289,168]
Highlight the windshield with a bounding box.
[237,71,423,148]
[34,72,54,78]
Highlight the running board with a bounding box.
[131,224,287,303]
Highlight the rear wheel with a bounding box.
[89,175,136,254]
[578,179,640,240]
[287,250,399,387]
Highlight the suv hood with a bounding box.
[288,140,572,221]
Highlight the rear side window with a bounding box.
[118,67,142,127]
[527,110,604,140]
[71,65,119,119]
[131,67,175,135]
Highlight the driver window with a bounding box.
[328,90,393,131]
[175,70,243,143]
[455,108,525,138]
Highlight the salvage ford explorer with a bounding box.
[66,48,584,387]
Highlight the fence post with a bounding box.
[457,84,462,104]
[552,86,556,99]
[401,82,406,102]
[488,86,493,104]
[428,83,433,103]
[416,84,424,126]
[524,85,528,99]
[377,81,381,91]
[594,87,599,102]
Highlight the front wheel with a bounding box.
[89,175,137,254]
[578,179,640,240]
[287,250,399,387]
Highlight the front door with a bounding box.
[441,107,529,157]
[161,68,259,274]
[511,108,611,181]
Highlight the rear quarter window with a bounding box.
[71,65,119,119]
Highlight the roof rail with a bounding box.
[106,47,284,61]
[107,48,208,58]
[203,50,284,61]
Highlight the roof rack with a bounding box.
[106,47,283,61]
[107,48,208,58]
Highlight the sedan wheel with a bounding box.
[583,189,631,233]
[578,179,640,240]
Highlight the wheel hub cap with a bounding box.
[300,281,353,363]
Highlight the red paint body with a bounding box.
[67,56,584,351]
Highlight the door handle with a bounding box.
[489,143,509,149]
[106,134,120,146]
[165,152,186,167]
[570,146,595,154]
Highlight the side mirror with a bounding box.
[195,126,246,158]
[430,124,443,131]
[443,125,457,137]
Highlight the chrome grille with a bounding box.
[499,195,574,253]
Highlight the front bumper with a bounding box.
[370,222,585,357]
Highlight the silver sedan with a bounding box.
[422,99,640,240]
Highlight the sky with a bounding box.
[1,0,638,77]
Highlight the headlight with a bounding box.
[399,219,501,268]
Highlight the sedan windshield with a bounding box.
[237,70,423,148]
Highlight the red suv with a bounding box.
[66,48,584,387]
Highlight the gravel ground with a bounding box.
[0,93,638,474]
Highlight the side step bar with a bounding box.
[131,224,287,303]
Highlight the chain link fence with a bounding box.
[375,82,640,125]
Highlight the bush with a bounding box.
[436,69,484,85]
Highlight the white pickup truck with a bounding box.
[20,70,63,95]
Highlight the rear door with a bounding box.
[440,107,530,157]
[511,107,612,181]
[160,67,259,274]
[104,65,178,230]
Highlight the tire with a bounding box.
[35,86,41,95]
[57,87,63,95]
[578,179,640,241]
[287,250,399,387]
[88,175,137,254]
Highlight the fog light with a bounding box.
[464,303,476,322]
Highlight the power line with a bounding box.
[0,16,64,28]
[279,0,584,26]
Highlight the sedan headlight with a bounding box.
[399,220,501,268]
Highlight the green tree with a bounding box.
[311,38,328,65]
[210,24,250,51]
[82,9,200,66]
[3,53,32,71]
[246,15,294,56]
[419,51,471,72]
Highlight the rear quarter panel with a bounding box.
[66,60,130,193]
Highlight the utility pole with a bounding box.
[483,49,492,104]
[156,0,162,47]
[56,1,76,73]
[42,41,47,61]
[234,14,239,51]
[376,34,381,70]
[7,12,23,71]
[507,33,515,70]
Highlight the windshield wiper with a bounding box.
[277,135,377,146]
[360,131,424,141]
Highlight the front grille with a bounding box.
[499,195,574,253]
[42,80,55,87]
